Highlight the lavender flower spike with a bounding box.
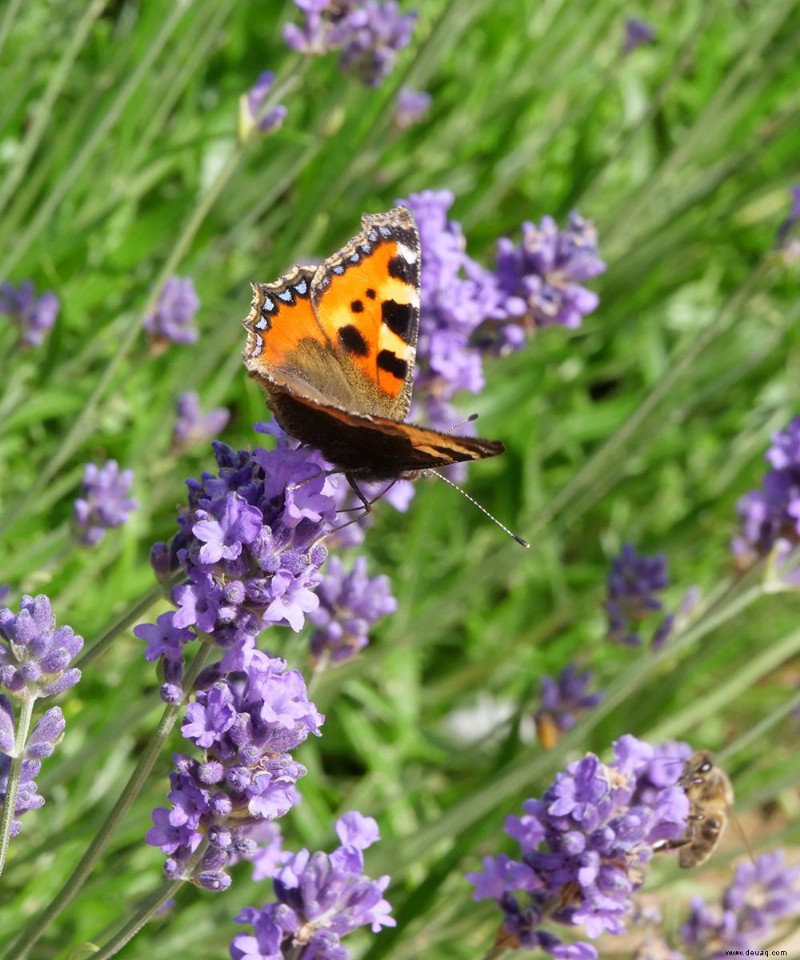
[492,211,606,338]
[231,811,395,960]
[0,702,65,838]
[173,392,229,452]
[733,416,800,569]
[144,275,200,346]
[136,425,339,704]
[73,460,138,547]
[147,651,323,892]
[604,544,674,648]
[0,596,80,841]
[394,87,431,128]
[679,850,800,956]
[0,280,59,348]
[535,664,602,749]
[284,2,418,88]
[310,556,396,665]
[466,736,690,959]
[239,71,288,142]
[623,18,657,54]
[0,595,83,700]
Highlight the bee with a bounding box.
[664,751,734,868]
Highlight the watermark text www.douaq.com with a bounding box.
[724,951,789,957]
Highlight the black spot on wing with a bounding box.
[377,349,407,380]
[339,324,369,357]
[388,254,419,287]
[366,288,377,299]
[351,299,364,313]
[381,299,414,342]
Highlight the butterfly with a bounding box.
[242,206,509,505]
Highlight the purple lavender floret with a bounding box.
[240,71,288,140]
[491,212,606,342]
[535,664,603,741]
[623,18,657,53]
[679,850,800,958]
[604,544,674,648]
[147,651,322,891]
[0,280,59,348]
[733,417,800,566]
[394,86,431,128]
[309,556,396,665]
[0,595,83,699]
[173,392,229,452]
[136,425,341,701]
[230,811,395,960]
[73,460,138,547]
[330,2,418,87]
[144,276,200,346]
[284,1,418,88]
[466,736,690,958]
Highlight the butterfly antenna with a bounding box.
[432,471,530,548]
[443,413,479,434]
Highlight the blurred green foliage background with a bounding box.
[1,0,800,957]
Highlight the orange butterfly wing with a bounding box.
[243,207,420,422]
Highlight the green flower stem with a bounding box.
[722,688,800,763]
[526,257,771,540]
[0,0,23,61]
[0,1,188,273]
[89,839,210,960]
[0,0,108,219]
[0,697,35,877]
[479,947,511,960]
[77,574,182,671]
[4,636,216,960]
[649,622,800,743]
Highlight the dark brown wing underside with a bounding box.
[267,386,504,480]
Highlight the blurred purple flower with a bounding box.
[0,280,59,348]
[776,186,800,252]
[733,417,800,567]
[147,650,323,892]
[284,1,418,87]
[0,701,65,838]
[230,811,394,959]
[490,212,606,344]
[604,544,674,649]
[239,71,288,141]
[404,189,488,431]
[0,595,83,700]
[466,736,690,958]
[73,460,138,547]
[535,664,602,749]
[679,850,800,957]
[173,392,229,452]
[144,276,200,346]
[309,556,396,665]
[394,86,431,128]
[623,18,657,54]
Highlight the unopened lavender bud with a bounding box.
[198,870,231,892]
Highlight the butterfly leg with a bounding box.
[310,476,397,549]
[286,467,339,492]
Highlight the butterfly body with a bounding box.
[243,206,505,483]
